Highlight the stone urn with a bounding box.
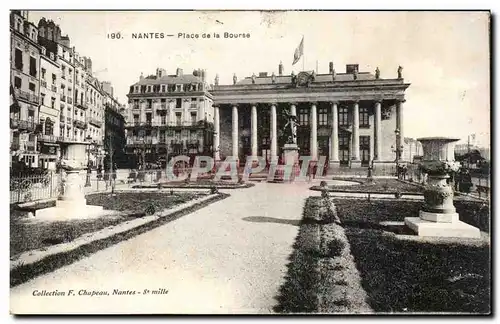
[404,137,480,238]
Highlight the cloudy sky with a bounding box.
[28,10,490,146]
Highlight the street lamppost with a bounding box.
[85,135,96,187]
[391,128,404,179]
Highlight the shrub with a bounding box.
[328,237,346,257]
[320,181,328,188]
[210,186,219,194]
[394,191,402,199]
[145,202,157,215]
[238,176,245,184]
[321,189,330,199]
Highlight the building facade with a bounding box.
[211,63,410,169]
[37,44,61,170]
[125,68,214,167]
[10,10,42,168]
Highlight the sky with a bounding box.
[27,10,491,147]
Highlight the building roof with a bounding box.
[235,72,376,85]
[132,74,203,86]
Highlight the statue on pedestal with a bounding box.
[375,67,380,79]
[251,73,256,84]
[233,73,237,85]
[397,66,403,79]
[271,72,276,83]
[214,74,219,86]
[332,68,336,81]
[291,71,297,85]
[353,67,358,80]
[282,108,300,144]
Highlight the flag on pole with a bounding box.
[292,36,304,65]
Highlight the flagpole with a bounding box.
[302,35,305,71]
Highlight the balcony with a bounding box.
[39,134,58,143]
[41,80,47,88]
[14,89,39,105]
[51,85,57,92]
[67,97,73,104]
[76,102,88,110]
[87,117,103,128]
[158,104,168,110]
[73,119,88,129]
[60,94,66,102]
[66,117,72,124]
[126,137,158,146]
[59,115,65,123]
[10,118,38,132]
[190,103,197,109]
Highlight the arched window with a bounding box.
[44,118,53,135]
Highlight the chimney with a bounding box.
[140,72,144,81]
[156,68,166,78]
[176,68,183,76]
[278,61,283,76]
[329,62,334,73]
[346,64,359,74]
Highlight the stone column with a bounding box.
[397,99,405,159]
[270,104,278,161]
[330,101,339,166]
[310,103,318,161]
[251,104,258,157]
[374,100,382,160]
[290,103,297,144]
[213,105,220,160]
[352,100,360,162]
[232,105,239,158]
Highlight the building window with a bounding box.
[51,97,55,108]
[176,98,182,108]
[41,93,46,105]
[14,77,21,89]
[339,107,349,127]
[339,134,350,166]
[359,107,370,128]
[176,84,182,92]
[298,108,309,125]
[29,82,35,92]
[318,107,328,126]
[146,113,152,124]
[133,114,139,124]
[41,68,46,79]
[160,114,166,125]
[190,112,197,124]
[45,118,53,135]
[52,73,56,84]
[360,136,370,165]
[14,48,23,70]
[29,56,37,77]
[161,85,166,92]
[175,112,182,125]
[147,99,152,109]
[147,85,151,92]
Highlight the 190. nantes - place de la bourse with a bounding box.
[210,62,409,172]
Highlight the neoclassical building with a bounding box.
[211,63,410,169]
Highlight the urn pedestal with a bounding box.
[404,137,480,238]
[35,141,106,220]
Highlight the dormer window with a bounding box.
[41,47,46,55]
[147,85,151,92]
[176,84,182,92]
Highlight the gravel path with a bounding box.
[11,181,321,314]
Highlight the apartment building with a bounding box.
[125,68,214,166]
[10,10,41,168]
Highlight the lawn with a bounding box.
[10,191,205,258]
[335,198,491,314]
[133,180,255,189]
[314,178,424,194]
[275,196,491,314]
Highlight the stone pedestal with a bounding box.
[281,143,300,182]
[351,160,362,168]
[404,137,480,238]
[35,141,106,220]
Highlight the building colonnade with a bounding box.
[213,99,405,166]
